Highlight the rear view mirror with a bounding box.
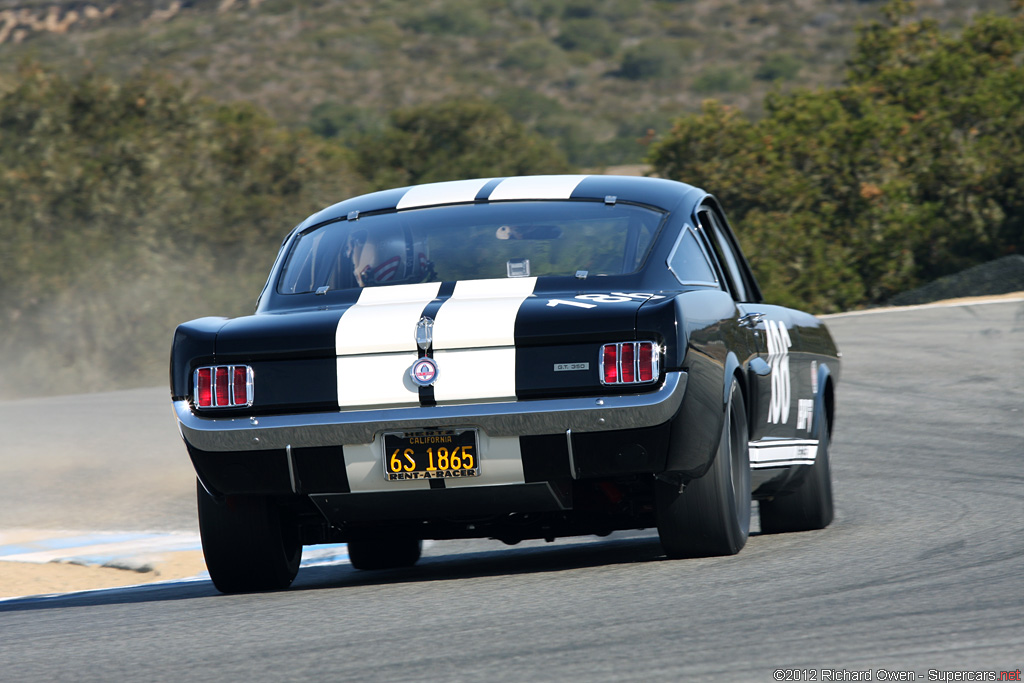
[495,225,562,240]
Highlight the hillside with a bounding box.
[1,0,1022,399]
[0,0,1015,166]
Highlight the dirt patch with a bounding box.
[927,290,1024,306]
[826,291,1024,317]
[0,551,208,599]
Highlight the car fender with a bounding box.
[664,349,739,477]
[169,316,230,400]
[814,361,837,441]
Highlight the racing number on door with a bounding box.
[765,319,792,425]
[546,292,666,308]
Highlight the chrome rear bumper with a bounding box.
[174,371,686,452]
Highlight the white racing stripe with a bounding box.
[433,347,517,402]
[336,283,440,408]
[748,439,819,469]
[432,277,537,403]
[433,277,537,349]
[393,175,591,210]
[337,354,421,408]
[396,178,496,210]
[488,175,588,201]
[336,282,441,355]
[334,277,537,482]
[345,439,430,491]
[446,434,524,488]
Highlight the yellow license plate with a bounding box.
[382,429,479,481]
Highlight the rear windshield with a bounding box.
[277,201,666,294]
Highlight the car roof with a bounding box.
[297,175,707,231]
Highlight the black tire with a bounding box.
[759,425,834,534]
[656,378,751,558]
[347,537,422,571]
[197,480,301,594]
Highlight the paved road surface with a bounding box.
[1,299,1022,681]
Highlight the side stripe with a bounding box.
[748,439,818,469]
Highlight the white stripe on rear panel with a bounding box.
[432,348,517,403]
[337,353,420,408]
[446,434,524,488]
[432,277,536,350]
[748,439,818,469]
[344,439,429,491]
[396,178,496,210]
[429,278,535,403]
[336,282,441,355]
[487,175,588,201]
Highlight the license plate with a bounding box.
[382,429,479,481]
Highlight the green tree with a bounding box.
[0,63,362,396]
[354,98,571,189]
[648,2,1024,311]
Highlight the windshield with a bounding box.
[277,201,666,294]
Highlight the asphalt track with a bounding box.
[1,299,1022,681]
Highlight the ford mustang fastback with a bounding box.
[170,175,840,593]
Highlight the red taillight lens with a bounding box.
[620,342,635,383]
[194,365,253,408]
[233,366,248,405]
[638,342,654,382]
[600,342,659,386]
[215,367,229,406]
[196,368,213,407]
[602,345,618,384]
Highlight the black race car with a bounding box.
[171,175,840,593]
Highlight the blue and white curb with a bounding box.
[0,530,350,600]
[0,530,204,571]
[0,530,348,570]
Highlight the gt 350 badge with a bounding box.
[410,357,438,387]
[554,362,589,372]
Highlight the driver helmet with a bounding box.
[347,224,430,286]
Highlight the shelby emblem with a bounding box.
[411,316,438,387]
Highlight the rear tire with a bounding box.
[759,425,834,534]
[347,537,422,571]
[197,480,301,594]
[656,378,751,558]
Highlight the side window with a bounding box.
[667,224,718,286]
[697,208,751,302]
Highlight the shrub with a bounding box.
[353,98,571,189]
[619,40,684,80]
[755,53,803,82]
[555,18,619,57]
[692,66,752,94]
[501,38,567,72]
[649,8,1024,311]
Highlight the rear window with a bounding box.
[277,201,666,294]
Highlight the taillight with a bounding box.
[600,342,660,386]
[215,367,229,406]
[602,345,618,384]
[194,365,253,408]
[196,368,213,407]
[620,343,635,383]
[638,342,655,382]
